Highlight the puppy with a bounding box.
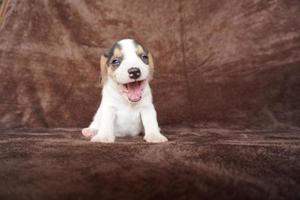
[82,39,168,143]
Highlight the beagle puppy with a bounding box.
[82,39,168,143]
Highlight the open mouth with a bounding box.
[120,80,145,102]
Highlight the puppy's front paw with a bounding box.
[144,134,168,143]
[82,128,97,138]
[91,134,115,143]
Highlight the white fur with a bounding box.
[82,39,168,143]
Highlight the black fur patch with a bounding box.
[131,39,150,65]
[132,39,149,54]
[104,42,122,66]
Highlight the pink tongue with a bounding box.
[127,82,142,101]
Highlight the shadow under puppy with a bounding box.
[82,39,168,143]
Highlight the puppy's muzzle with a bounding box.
[128,67,141,80]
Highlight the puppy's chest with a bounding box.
[114,106,143,137]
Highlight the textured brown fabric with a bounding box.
[1,2,300,199]
[1,126,300,200]
[183,0,300,129]
[0,0,299,128]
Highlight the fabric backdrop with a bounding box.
[0,0,299,128]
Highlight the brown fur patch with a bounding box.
[136,45,145,55]
[136,44,154,81]
[107,47,123,71]
[147,52,154,81]
[112,47,123,60]
[0,0,9,24]
[100,55,108,86]
[101,46,123,85]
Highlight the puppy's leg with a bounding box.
[90,107,115,143]
[82,107,101,138]
[141,104,168,143]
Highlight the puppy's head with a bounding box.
[100,39,154,102]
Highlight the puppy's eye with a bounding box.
[140,54,149,64]
[111,58,121,66]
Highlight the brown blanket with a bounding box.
[1,1,300,199]
[1,126,300,200]
[0,0,300,128]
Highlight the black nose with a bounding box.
[128,67,141,79]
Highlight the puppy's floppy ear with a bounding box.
[147,51,154,81]
[100,54,108,86]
